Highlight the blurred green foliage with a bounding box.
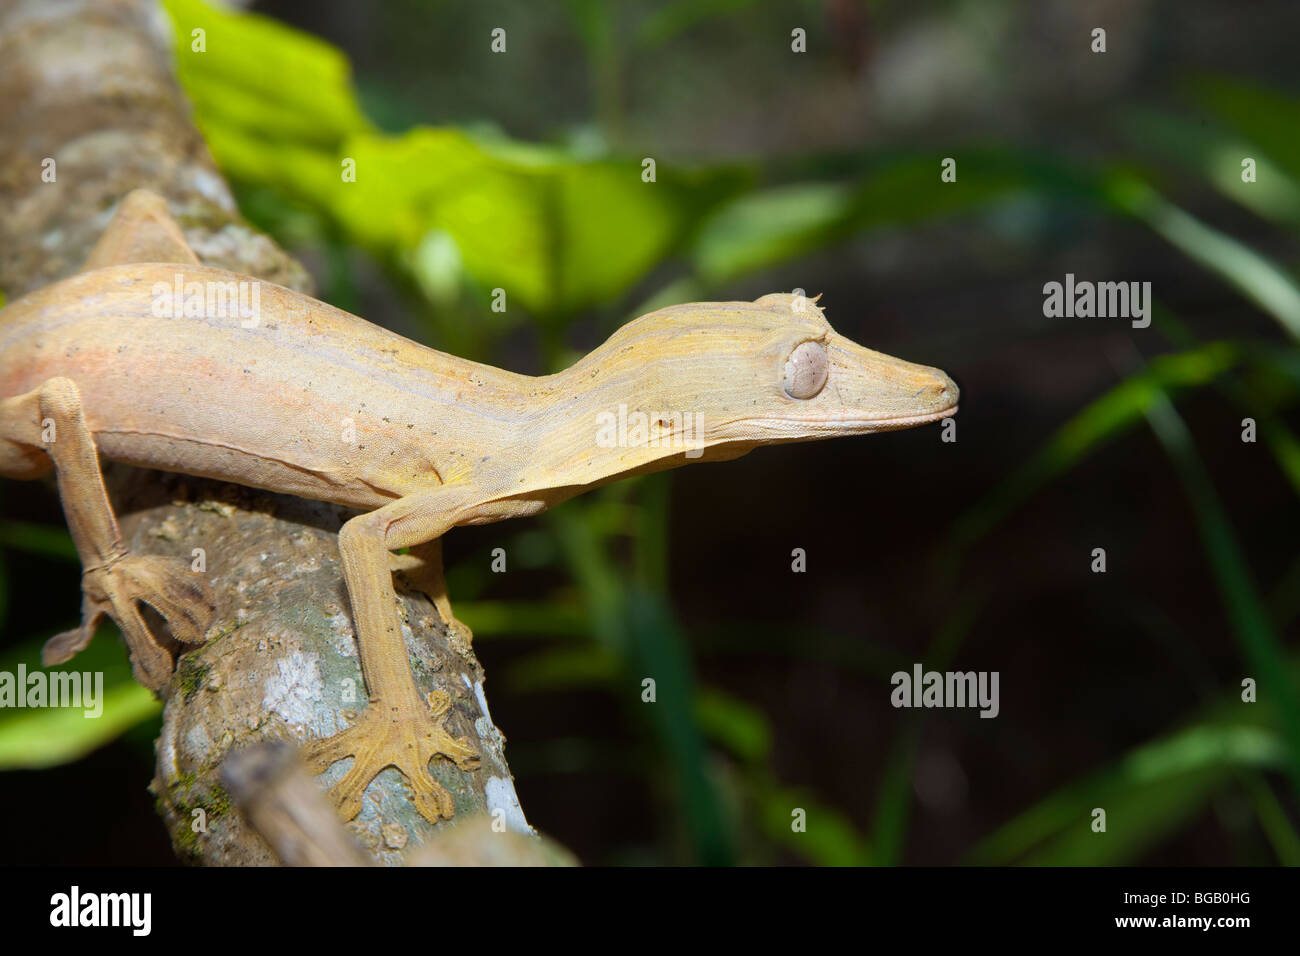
[1,0,1296,865]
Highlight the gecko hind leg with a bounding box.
[389,538,474,645]
[303,504,481,822]
[0,377,214,690]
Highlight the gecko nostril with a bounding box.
[931,374,959,407]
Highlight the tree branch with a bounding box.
[0,0,544,865]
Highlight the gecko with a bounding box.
[0,189,959,823]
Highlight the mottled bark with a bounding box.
[0,0,550,865]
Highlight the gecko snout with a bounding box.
[924,369,960,412]
[898,363,959,418]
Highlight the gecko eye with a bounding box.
[782,340,828,399]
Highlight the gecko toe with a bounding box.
[409,773,455,822]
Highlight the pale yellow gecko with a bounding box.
[0,190,958,822]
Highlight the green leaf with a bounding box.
[967,724,1285,865]
[161,1,751,318]
[695,687,771,765]
[1117,109,1300,229]
[0,683,159,770]
[0,629,158,770]
[1105,174,1300,341]
[692,182,854,282]
[505,645,618,693]
[454,600,586,639]
[1240,773,1300,865]
[1189,76,1300,188]
[162,0,368,144]
[692,149,1064,284]
[0,520,77,562]
[756,781,872,866]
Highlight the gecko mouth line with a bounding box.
[743,404,959,431]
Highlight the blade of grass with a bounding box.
[454,600,587,639]
[870,589,984,865]
[1144,389,1300,795]
[967,724,1285,865]
[504,645,618,693]
[1238,772,1300,865]
[548,499,734,864]
[755,780,872,866]
[1116,108,1300,229]
[1105,173,1300,341]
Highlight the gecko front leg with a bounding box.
[301,489,547,822]
[0,377,213,689]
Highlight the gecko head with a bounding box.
[585,292,958,454]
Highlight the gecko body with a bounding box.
[0,190,958,821]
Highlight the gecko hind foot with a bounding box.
[301,690,480,822]
[43,553,214,691]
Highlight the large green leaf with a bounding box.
[163,0,369,144]
[163,0,747,317]
[0,629,158,770]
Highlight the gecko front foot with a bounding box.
[42,553,214,690]
[301,690,480,822]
